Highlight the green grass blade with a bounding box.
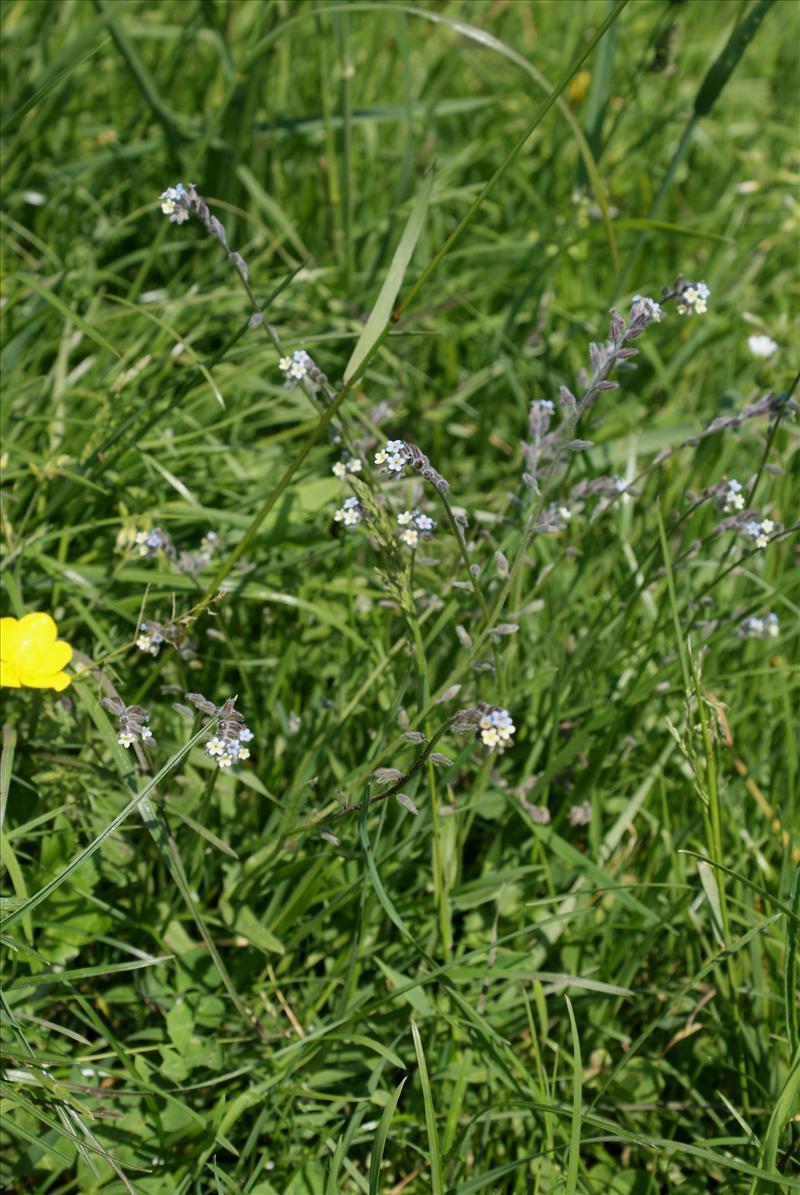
[786,865,800,1056]
[755,1046,800,1187]
[368,1077,407,1195]
[344,165,434,383]
[6,955,170,990]
[411,1019,444,1195]
[564,995,582,1195]
[694,0,777,117]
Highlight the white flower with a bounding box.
[558,505,572,522]
[333,457,361,478]
[401,528,419,548]
[375,440,409,476]
[676,281,710,316]
[334,496,363,527]
[139,726,153,742]
[136,633,154,652]
[205,737,225,757]
[160,185,185,211]
[741,612,780,640]
[159,185,189,223]
[397,510,414,526]
[722,480,745,512]
[489,708,516,743]
[748,334,778,358]
[218,754,234,768]
[415,513,434,532]
[237,746,250,761]
[478,707,516,752]
[117,732,135,749]
[280,350,313,384]
[750,516,774,547]
[745,518,773,550]
[239,727,254,742]
[612,476,628,493]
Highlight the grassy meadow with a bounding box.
[1,0,799,1191]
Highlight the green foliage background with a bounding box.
[1,0,798,1192]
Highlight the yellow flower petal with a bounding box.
[0,612,73,691]
[0,616,23,656]
[0,658,21,687]
[19,669,72,692]
[18,611,59,642]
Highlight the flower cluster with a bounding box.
[744,517,774,550]
[159,184,190,224]
[478,707,516,752]
[536,502,573,534]
[279,350,314,383]
[675,281,710,316]
[134,618,193,660]
[374,439,411,476]
[186,693,254,770]
[177,530,222,577]
[748,334,778,358]
[1,613,73,692]
[739,612,780,640]
[720,479,745,513]
[136,621,164,656]
[397,509,435,549]
[568,800,592,827]
[522,290,668,493]
[332,456,362,479]
[135,527,175,560]
[102,697,154,749]
[205,727,253,768]
[334,496,364,528]
[158,182,250,283]
[529,399,555,432]
[630,294,663,323]
[451,703,516,752]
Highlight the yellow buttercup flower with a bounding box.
[0,613,73,692]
